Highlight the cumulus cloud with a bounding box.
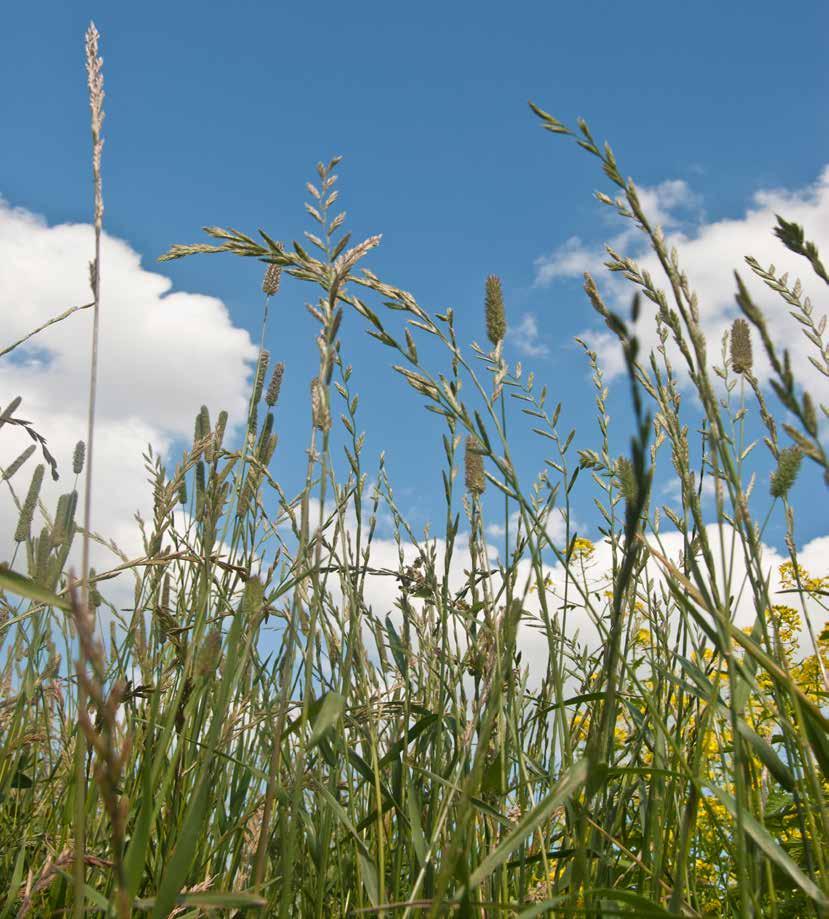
[534,166,829,405]
[533,179,701,286]
[507,313,550,358]
[0,195,257,578]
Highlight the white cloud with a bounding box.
[507,313,550,358]
[0,196,257,585]
[533,179,701,287]
[534,166,829,405]
[534,235,605,286]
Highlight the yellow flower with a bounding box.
[571,537,595,562]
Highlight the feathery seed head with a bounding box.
[464,435,486,495]
[485,275,507,346]
[730,318,753,375]
[265,362,285,407]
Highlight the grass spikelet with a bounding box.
[770,446,803,498]
[485,274,507,346]
[730,317,754,375]
[265,362,284,407]
[14,464,44,543]
[464,434,486,495]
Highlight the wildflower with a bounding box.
[570,536,595,562]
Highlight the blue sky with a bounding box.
[1,0,828,558]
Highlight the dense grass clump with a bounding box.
[0,25,827,918]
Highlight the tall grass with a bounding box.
[0,26,827,918]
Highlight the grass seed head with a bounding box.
[4,444,36,481]
[263,263,282,297]
[465,435,486,495]
[265,362,285,407]
[770,446,803,499]
[14,464,45,543]
[485,274,507,346]
[73,440,86,475]
[730,318,753,375]
[311,377,331,432]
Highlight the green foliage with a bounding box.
[1,30,828,919]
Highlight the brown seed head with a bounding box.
[265,362,285,407]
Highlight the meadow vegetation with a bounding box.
[0,24,827,918]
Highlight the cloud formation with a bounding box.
[0,196,257,572]
[534,167,829,403]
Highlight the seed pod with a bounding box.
[485,275,507,346]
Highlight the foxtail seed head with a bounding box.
[253,352,270,405]
[730,318,753,376]
[73,440,86,476]
[485,275,507,346]
[4,445,35,481]
[265,362,285,407]
[14,464,45,543]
